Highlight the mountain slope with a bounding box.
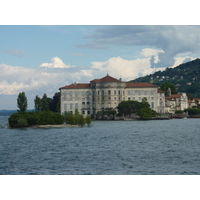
[131,58,200,98]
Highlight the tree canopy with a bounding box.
[160,82,178,95]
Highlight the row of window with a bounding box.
[63,91,91,97]
[128,90,156,96]
[63,89,156,97]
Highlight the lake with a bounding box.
[0,116,200,175]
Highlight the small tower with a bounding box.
[167,88,171,97]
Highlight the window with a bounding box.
[98,91,99,95]
[87,111,90,114]
[118,90,120,95]
[132,90,135,95]
[128,97,130,100]
[102,90,104,95]
[132,97,135,100]
[151,97,154,100]
[69,91,73,96]
[75,91,78,97]
[87,102,90,105]
[82,91,85,96]
[64,104,67,111]
[114,90,116,95]
[108,90,111,95]
[64,91,67,97]
[75,103,78,109]
[82,102,85,104]
[128,90,131,95]
[151,102,154,108]
[70,103,73,109]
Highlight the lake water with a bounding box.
[0,116,200,175]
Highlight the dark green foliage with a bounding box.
[63,111,72,123]
[49,92,60,112]
[117,100,141,115]
[17,92,28,114]
[175,110,184,114]
[103,109,117,116]
[8,111,64,128]
[67,113,75,125]
[8,113,22,128]
[132,58,200,98]
[160,82,178,95]
[137,107,152,120]
[34,95,42,113]
[17,117,28,128]
[184,108,200,115]
[78,114,85,126]
[85,115,91,127]
[41,98,49,112]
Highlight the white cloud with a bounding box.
[39,57,75,68]
[0,55,195,109]
[91,56,153,81]
[141,48,164,57]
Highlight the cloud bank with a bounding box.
[77,25,200,68]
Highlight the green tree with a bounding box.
[160,82,178,95]
[41,98,49,111]
[117,100,140,116]
[17,92,28,114]
[85,115,91,127]
[78,114,85,126]
[137,107,152,120]
[74,109,80,125]
[34,95,42,113]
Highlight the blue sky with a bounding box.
[1,25,200,109]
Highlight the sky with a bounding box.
[1,0,200,110]
[1,25,200,109]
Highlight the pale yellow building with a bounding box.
[59,75,165,116]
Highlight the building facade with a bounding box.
[59,75,165,116]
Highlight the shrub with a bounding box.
[85,115,91,127]
[78,114,85,126]
[17,117,28,128]
[175,110,184,114]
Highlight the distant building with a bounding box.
[59,75,165,116]
[165,88,188,113]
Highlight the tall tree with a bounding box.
[160,82,178,95]
[17,92,28,114]
[34,95,42,113]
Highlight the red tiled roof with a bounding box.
[158,90,165,93]
[90,75,122,83]
[59,83,90,89]
[126,82,157,88]
[166,94,181,100]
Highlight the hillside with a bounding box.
[132,58,200,98]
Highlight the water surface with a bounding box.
[0,117,200,174]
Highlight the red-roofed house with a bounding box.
[59,75,165,116]
[164,88,188,113]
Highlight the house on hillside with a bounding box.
[59,74,165,117]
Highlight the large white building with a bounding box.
[59,75,165,116]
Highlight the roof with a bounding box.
[59,83,90,89]
[158,90,165,93]
[90,75,122,83]
[126,82,157,88]
[166,94,181,100]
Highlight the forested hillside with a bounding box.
[132,58,200,98]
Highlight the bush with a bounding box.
[175,110,184,114]
[17,117,28,128]
[8,111,64,128]
[78,114,85,126]
[85,115,91,127]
